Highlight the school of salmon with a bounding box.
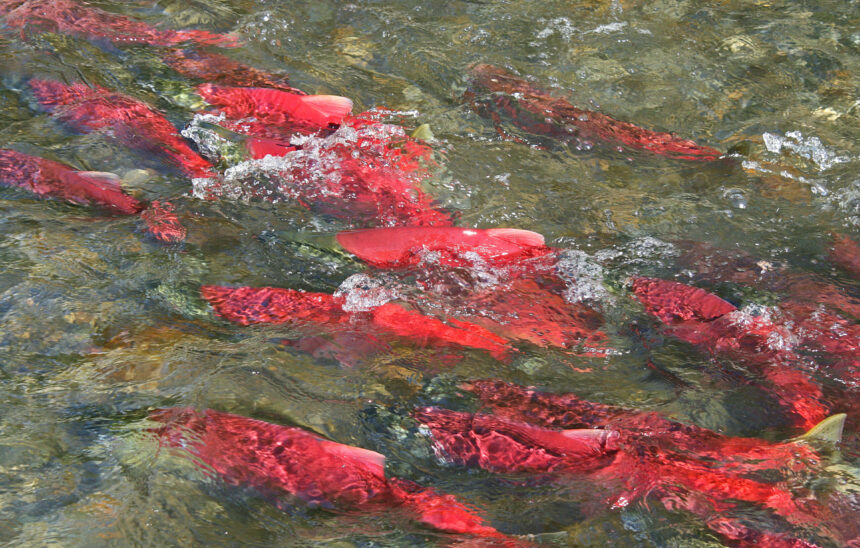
[0,1,857,545]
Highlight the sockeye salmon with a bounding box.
[631,277,831,429]
[467,64,722,161]
[31,79,217,180]
[200,285,513,361]
[150,408,509,540]
[0,148,184,242]
[0,0,238,47]
[416,391,848,548]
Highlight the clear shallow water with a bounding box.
[0,0,858,546]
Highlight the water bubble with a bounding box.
[723,188,748,209]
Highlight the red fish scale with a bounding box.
[31,80,216,179]
[200,285,514,360]
[468,64,722,161]
[413,407,618,474]
[0,0,238,47]
[631,277,831,429]
[150,408,505,538]
[416,398,831,547]
[164,50,303,94]
[139,201,186,243]
[829,233,860,278]
[0,148,143,214]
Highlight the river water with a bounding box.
[0,0,857,546]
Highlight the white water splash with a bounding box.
[762,131,850,171]
[555,249,613,306]
[335,273,400,312]
[729,304,798,352]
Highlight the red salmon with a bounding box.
[200,285,513,361]
[412,407,619,473]
[467,64,722,161]
[415,395,843,548]
[335,226,552,269]
[0,0,238,47]
[31,79,217,180]
[150,408,508,539]
[0,148,184,242]
[196,84,352,129]
[0,148,142,214]
[192,109,454,227]
[631,277,831,429]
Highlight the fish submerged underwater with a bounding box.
[0,0,857,546]
[149,407,511,540]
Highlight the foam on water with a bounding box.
[596,236,679,268]
[555,249,613,307]
[729,304,798,352]
[187,113,441,226]
[335,273,401,312]
[181,112,229,161]
[762,131,850,171]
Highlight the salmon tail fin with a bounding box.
[140,201,186,243]
[792,413,846,445]
[410,124,434,141]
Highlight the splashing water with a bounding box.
[762,131,850,171]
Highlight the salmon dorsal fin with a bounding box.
[323,442,386,470]
[486,228,545,247]
[298,95,353,123]
[792,413,846,445]
[77,171,122,191]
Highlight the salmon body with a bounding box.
[468,64,722,161]
[335,226,552,268]
[419,383,843,548]
[413,407,619,474]
[150,408,506,538]
[0,148,185,242]
[31,80,216,179]
[631,277,831,429]
[0,148,142,214]
[200,285,513,361]
[196,84,351,130]
[0,0,238,47]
